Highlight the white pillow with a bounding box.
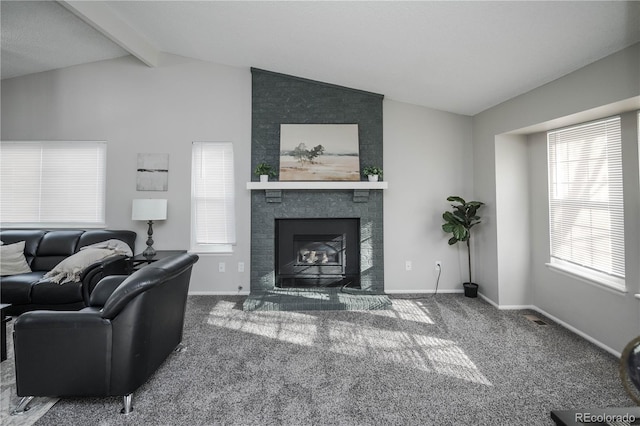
[0,241,32,276]
[44,248,117,284]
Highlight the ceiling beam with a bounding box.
[58,0,158,67]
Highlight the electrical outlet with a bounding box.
[218,262,225,273]
[435,261,442,269]
[238,262,245,272]
[405,261,412,271]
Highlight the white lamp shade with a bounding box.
[132,199,167,221]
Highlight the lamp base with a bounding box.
[143,220,156,258]
[142,245,156,258]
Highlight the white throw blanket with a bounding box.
[43,239,133,284]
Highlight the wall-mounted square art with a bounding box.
[279,124,360,181]
[136,153,169,191]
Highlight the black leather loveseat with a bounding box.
[12,252,199,414]
[0,229,136,316]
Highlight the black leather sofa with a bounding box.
[12,252,199,414]
[0,230,136,316]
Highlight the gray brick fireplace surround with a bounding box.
[245,69,389,311]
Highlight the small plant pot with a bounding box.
[463,282,478,298]
[368,175,379,182]
[260,175,269,183]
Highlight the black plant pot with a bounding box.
[463,282,478,298]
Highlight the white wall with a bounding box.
[473,43,640,353]
[1,54,253,294]
[527,112,640,354]
[2,55,477,295]
[383,100,474,293]
[495,134,530,307]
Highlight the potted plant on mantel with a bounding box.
[441,196,484,298]
[254,162,277,182]
[362,166,383,182]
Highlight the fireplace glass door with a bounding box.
[276,218,360,288]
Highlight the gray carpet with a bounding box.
[243,288,392,311]
[31,294,633,425]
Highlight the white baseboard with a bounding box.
[531,306,620,358]
[188,291,250,296]
[478,292,497,307]
[385,289,463,294]
[478,293,534,310]
[478,293,619,357]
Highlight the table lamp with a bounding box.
[132,199,167,258]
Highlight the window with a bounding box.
[191,142,236,252]
[1,141,106,227]
[547,117,625,289]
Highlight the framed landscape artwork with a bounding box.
[279,124,360,181]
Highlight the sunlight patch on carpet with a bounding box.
[206,300,491,386]
[365,299,435,324]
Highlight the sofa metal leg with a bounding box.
[11,396,34,415]
[121,393,133,415]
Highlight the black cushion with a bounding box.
[31,231,83,271]
[0,271,46,304]
[101,253,199,320]
[89,275,127,307]
[30,279,83,305]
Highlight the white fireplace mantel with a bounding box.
[246,181,388,190]
[247,181,387,202]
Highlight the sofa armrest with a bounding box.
[89,275,128,307]
[13,310,112,397]
[79,255,129,304]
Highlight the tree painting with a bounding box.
[292,143,326,166]
[279,124,360,181]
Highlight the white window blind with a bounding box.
[1,141,106,227]
[191,142,236,252]
[547,117,625,285]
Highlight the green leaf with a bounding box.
[448,237,458,245]
[453,209,466,220]
[447,196,466,204]
[452,225,467,241]
[442,223,455,233]
[443,211,462,224]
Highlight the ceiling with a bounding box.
[2,1,639,116]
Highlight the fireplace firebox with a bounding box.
[275,218,360,288]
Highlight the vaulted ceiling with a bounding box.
[2,1,639,116]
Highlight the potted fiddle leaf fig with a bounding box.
[441,196,484,297]
[362,166,383,182]
[254,163,276,182]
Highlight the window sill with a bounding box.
[189,244,234,255]
[0,223,106,229]
[545,262,627,295]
